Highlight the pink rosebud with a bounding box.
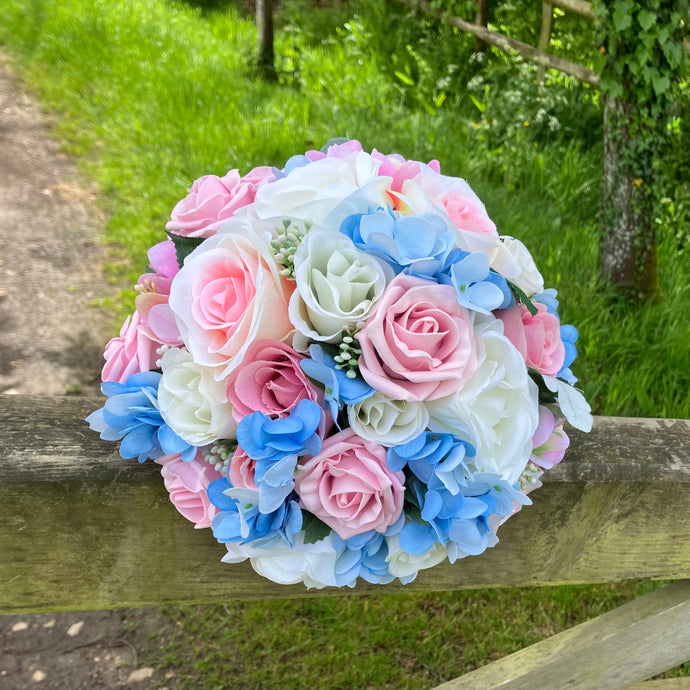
[101,311,159,383]
[441,191,498,236]
[166,170,258,238]
[225,339,321,422]
[357,274,480,401]
[497,303,565,377]
[228,447,258,490]
[295,429,405,540]
[531,406,570,469]
[155,451,224,528]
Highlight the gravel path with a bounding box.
[0,52,173,690]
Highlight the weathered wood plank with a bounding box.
[395,0,600,86]
[432,580,690,690]
[0,395,689,613]
[626,678,690,690]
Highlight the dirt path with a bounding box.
[0,52,174,690]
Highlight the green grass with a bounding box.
[1,0,688,687]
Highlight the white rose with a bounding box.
[348,392,429,447]
[491,236,544,296]
[289,229,390,343]
[250,152,387,227]
[386,534,448,581]
[158,348,237,446]
[246,534,340,588]
[427,329,539,484]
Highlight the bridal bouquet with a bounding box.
[87,139,591,588]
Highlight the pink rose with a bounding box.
[166,170,259,238]
[168,231,295,380]
[441,191,497,236]
[155,451,224,528]
[295,429,405,539]
[101,311,159,383]
[497,303,565,377]
[228,447,258,490]
[357,275,481,401]
[134,241,183,348]
[225,339,320,422]
[530,406,570,469]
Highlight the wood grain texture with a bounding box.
[432,580,690,690]
[1,395,689,613]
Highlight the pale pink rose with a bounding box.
[168,231,294,380]
[225,339,320,421]
[228,447,258,490]
[166,170,259,238]
[155,451,223,529]
[496,303,565,377]
[305,139,363,162]
[357,275,481,401]
[241,165,276,187]
[530,406,570,469]
[101,311,159,383]
[441,191,498,236]
[295,429,405,540]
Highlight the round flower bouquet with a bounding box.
[88,139,592,588]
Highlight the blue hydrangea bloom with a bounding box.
[447,251,509,314]
[331,532,395,587]
[300,344,374,425]
[340,206,456,278]
[236,399,323,513]
[208,479,303,547]
[388,432,476,495]
[85,371,194,464]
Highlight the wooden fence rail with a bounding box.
[1,394,689,688]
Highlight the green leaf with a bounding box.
[652,73,670,97]
[528,368,559,405]
[637,8,656,31]
[302,511,332,544]
[405,502,424,525]
[394,70,414,86]
[165,231,205,268]
[506,280,538,316]
[469,93,486,113]
[613,0,634,32]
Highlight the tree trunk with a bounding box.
[256,0,276,80]
[600,95,658,298]
[474,0,489,54]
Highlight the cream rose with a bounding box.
[289,229,390,344]
[158,348,237,446]
[347,392,429,447]
[427,328,539,484]
[385,534,448,580]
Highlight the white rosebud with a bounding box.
[385,534,448,580]
[348,392,429,447]
[491,236,544,297]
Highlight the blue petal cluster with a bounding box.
[85,372,194,463]
[208,480,303,547]
[300,344,374,425]
[236,399,323,513]
[340,206,456,278]
[388,431,531,560]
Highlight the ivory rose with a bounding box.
[427,328,540,484]
[357,274,481,401]
[225,339,320,421]
[168,224,294,380]
[155,451,223,529]
[289,230,389,344]
[158,347,237,447]
[295,429,405,540]
[497,302,565,377]
[166,168,272,238]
